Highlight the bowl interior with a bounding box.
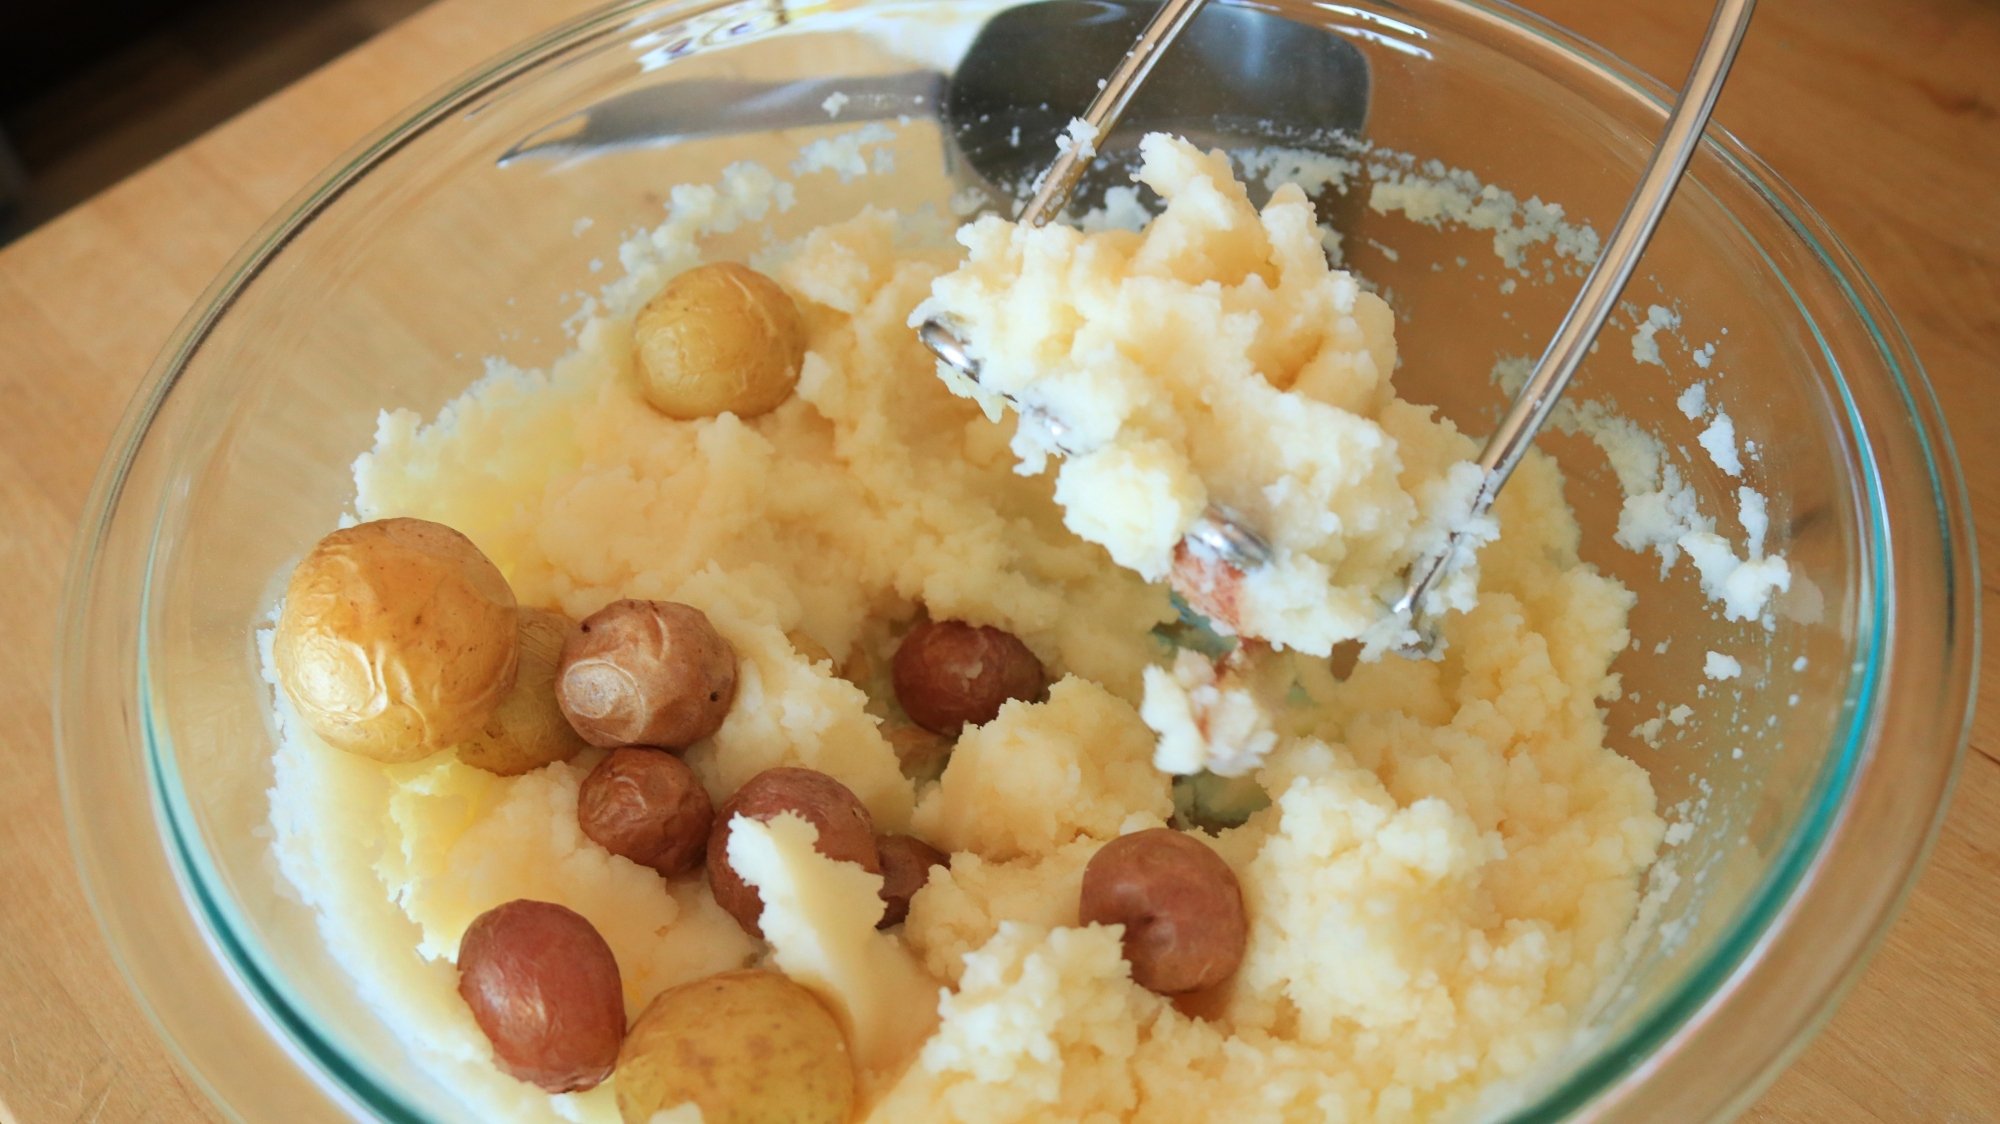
[122,0,1877,1118]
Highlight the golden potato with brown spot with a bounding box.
[616,970,853,1124]
[634,262,806,420]
[274,518,518,762]
[456,608,590,775]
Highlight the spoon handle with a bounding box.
[1395,0,1758,629]
[1017,0,1213,227]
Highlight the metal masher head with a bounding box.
[922,0,1759,657]
[916,0,1276,575]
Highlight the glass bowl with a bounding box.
[54,0,1978,1120]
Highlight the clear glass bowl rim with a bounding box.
[52,0,1981,1121]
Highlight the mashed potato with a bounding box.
[916,134,1495,658]
[267,135,1662,1123]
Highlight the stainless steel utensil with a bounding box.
[923,0,1757,655]
[1388,0,1757,647]
[914,0,1279,572]
[500,0,1370,213]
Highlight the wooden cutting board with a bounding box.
[0,0,1991,1119]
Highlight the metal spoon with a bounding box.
[499,1,1370,213]
[945,1,1368,212]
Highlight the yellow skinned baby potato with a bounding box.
[455,608,590,775]
[274,517,518,762]
[616,969,855,1124]
[634,261,807,419]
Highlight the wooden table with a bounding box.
[0,0,1992,1119]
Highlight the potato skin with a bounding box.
[707,767,881,938]
[891,619,1045,735]
[633,262,807,420]
[615,970,853,1124]
[274,518,518,762]
[577,747,714,877]
[875,834,947,929]
[556,600,737,749]
[456,608,590,775]
[456,900,625,1093]
[1078,828,1247,995]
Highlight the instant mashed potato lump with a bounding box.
[265,135,1663,1122]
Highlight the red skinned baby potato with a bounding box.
[556,599,737,748]
[708,767,881,937]
[875,834,948,928]
[1078,828,1248,995]
[891,618,1046,735]
[577,747,714,877]
[456,900,625,1093]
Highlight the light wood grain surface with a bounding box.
[0,0,1992,1120]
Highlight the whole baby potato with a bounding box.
[1078,828,1247,995]
[456,608,590,775]
[633,262,807,420]
[457,899,625,1093]
[892,618,1046,735]
[274,517,518,762]
[708,767,881,938]
[557,600,737,749]
[578,746,714,877]
[875,834,948,929]
[616,969,853,1124]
